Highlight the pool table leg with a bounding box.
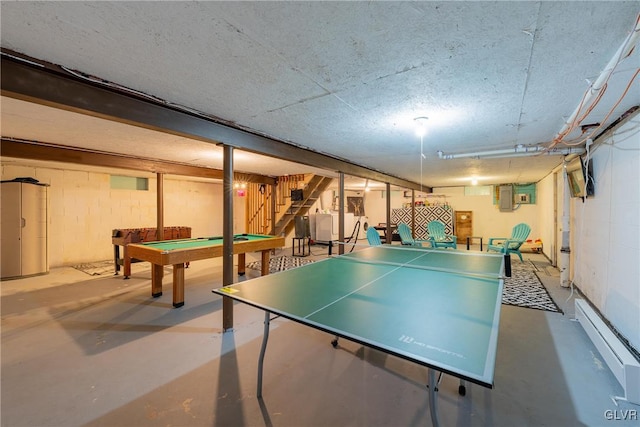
[114,244,120,275]
[123,245,131,279]
[173,263,185,308]
[261,250,270,276]
[151,264,164,298]
[237,253,246,276]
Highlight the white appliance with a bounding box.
[353,216,370,239]
[314,212,354,243]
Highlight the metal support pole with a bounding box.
[222,145,235,330]
[270,181,277,235]
[386,183,391,244]
[156,172,164,240]
[411,189,416,238]
[338,172,345,255]
[152,173,164,286]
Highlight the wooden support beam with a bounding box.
[1,50,429,192]
[1,138,276,185]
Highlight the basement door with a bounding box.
[455,211,473,244]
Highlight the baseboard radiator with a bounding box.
[575,299,640,405]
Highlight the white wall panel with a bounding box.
[571,116,640,352]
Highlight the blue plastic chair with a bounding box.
[487,223,531,261]
[397,223,425,247]
[426,221,457,249]
[366,226,382,246]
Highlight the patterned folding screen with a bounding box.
[391,206,454,240]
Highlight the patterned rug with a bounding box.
[246,255,315,274]
[503,261,561,312]
[73,260,114,276]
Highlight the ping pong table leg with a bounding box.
[504,253,512,277]
[428,369,440,427]
[257,311,271,398]
[459,379,467,396]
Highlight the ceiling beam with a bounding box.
[1,138,276,184]
[1,49,429,192]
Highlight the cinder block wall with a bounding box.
[1,161,235,266]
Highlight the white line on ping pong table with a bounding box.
[334,240,505,258]
[331,247,507,280]
[302,253,422,319]
[305,248,504,320]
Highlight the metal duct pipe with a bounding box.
[554,13,640,143]
[437,146,585,160]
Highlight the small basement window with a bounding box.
[110,175,149,190]
[464,185,491,196]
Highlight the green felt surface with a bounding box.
[214,246,505,386]
[136,234,272,251]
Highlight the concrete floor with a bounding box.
[1,244,637,427]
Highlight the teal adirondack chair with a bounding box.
[366,226,382,246]
[426,220,457,249]
[487,223,531,261]
[397,223,425,247]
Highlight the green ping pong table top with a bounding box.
[214,245,505,387]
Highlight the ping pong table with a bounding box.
[212,245,508,426]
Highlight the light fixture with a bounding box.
[414,116,429,137]
[471,178,478,186]
[414,117,428,193]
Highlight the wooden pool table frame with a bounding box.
[126,234,285,308]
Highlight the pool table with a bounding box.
[112,226,192,276]
[126,234,285,308]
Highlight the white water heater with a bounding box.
[314,213,354,243]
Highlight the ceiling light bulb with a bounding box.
[471,178,478,186]
[414,116,428,137]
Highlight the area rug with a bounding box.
[503,261,561,313]
[73,260,114,276]
[246,255,315,274]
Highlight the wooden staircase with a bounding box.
[274,175,334,237]
[245,174,334,238]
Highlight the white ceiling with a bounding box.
[1,2,639,189]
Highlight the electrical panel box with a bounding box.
[499,185,513,212]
